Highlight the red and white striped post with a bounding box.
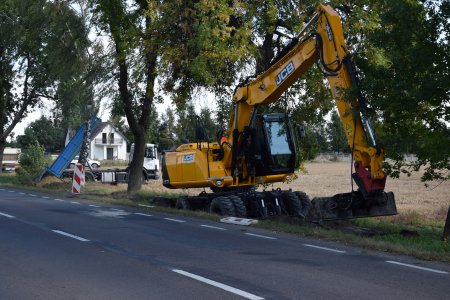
[72,163,84,194]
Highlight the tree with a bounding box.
[16,117,65,153]
[0,0,89,173]
[242,0,450,183]
[94,0,251,193]
[327,110,350,154]
[18,140,46,177]
[338,0,450,182]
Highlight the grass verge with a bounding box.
[1,174,449,263]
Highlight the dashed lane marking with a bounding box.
[28,194,37,197]
[244,233,277,240]
[52,230,89,242]
[42,196,50,199]
[70,201,81,205]
[88,205,100,208]
[200,225,226,231]
[386,260,448,275]
[0,212,15,219]
[54,199,65,202]
[164,218,185,223]
[8,190,15,193]
[19,192,25,195]
[135,213,153,217]
[172,269,264,300]
[303,244,346,254]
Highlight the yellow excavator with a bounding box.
[161,4,396,221]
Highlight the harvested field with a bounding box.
[272,162,450,222]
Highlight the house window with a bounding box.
[109,133,114,144]
[102,132,107,144]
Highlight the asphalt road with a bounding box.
[1,187,449,300]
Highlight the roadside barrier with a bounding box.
[72,164,84,194]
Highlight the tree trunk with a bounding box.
[78,114,91,166]
[127,133,146,193]
[0,140,5,174]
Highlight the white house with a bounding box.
[65,122,128,161]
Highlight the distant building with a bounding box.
[65,122,128,161]
[2,147,21,171]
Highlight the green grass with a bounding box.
[1,173,449,263]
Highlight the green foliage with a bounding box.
[18,140,46,177]
[298,125,328,161]
[0,0,91,174]
[16,117,65,153]
[327,110,350,153]
[344,0,450,182]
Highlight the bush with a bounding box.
[18,140,46,177]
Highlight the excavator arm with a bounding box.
[228,4,386,196]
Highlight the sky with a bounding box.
[12,89,215,138]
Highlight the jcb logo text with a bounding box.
[276,61,295,86]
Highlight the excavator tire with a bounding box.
[228,195,247,217]
[209,196,236,216]
[295,191,312,218]
[282,192,304,218]
[175,197,191,210]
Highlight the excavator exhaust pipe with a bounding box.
[306,191,397,222]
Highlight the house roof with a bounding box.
[66,122,129,143]
[90,122,129,143]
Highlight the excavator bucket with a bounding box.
[306,191,397,222]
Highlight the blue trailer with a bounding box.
[39,116,101,179]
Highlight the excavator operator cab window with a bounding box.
[265,120,292,170]
[254,114,296,175]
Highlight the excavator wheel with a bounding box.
[209,196,236,216]
[175,197,191,210]
[228,195,247,218]
[281,192,304,218]
[294,191,312,219]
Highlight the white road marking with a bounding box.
[110,208,122,211]
[138,204,155,208]
[19,192,25,195]
[303,244,346,254]
[0,212,15,219]
[42,196,50,199]
[386,260,448,274]
[52,230,89,242]
[8,190,15,193]
[88,204,100,208]
[172,269,264,300]
[28,194,36,197]
[200,225,226,231]
[135,213,153,217]
[70,201,81,205]
[164,218,185,223]
[244,233,277,240]
[54,199,65,202]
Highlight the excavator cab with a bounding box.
[253,114,297,176]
